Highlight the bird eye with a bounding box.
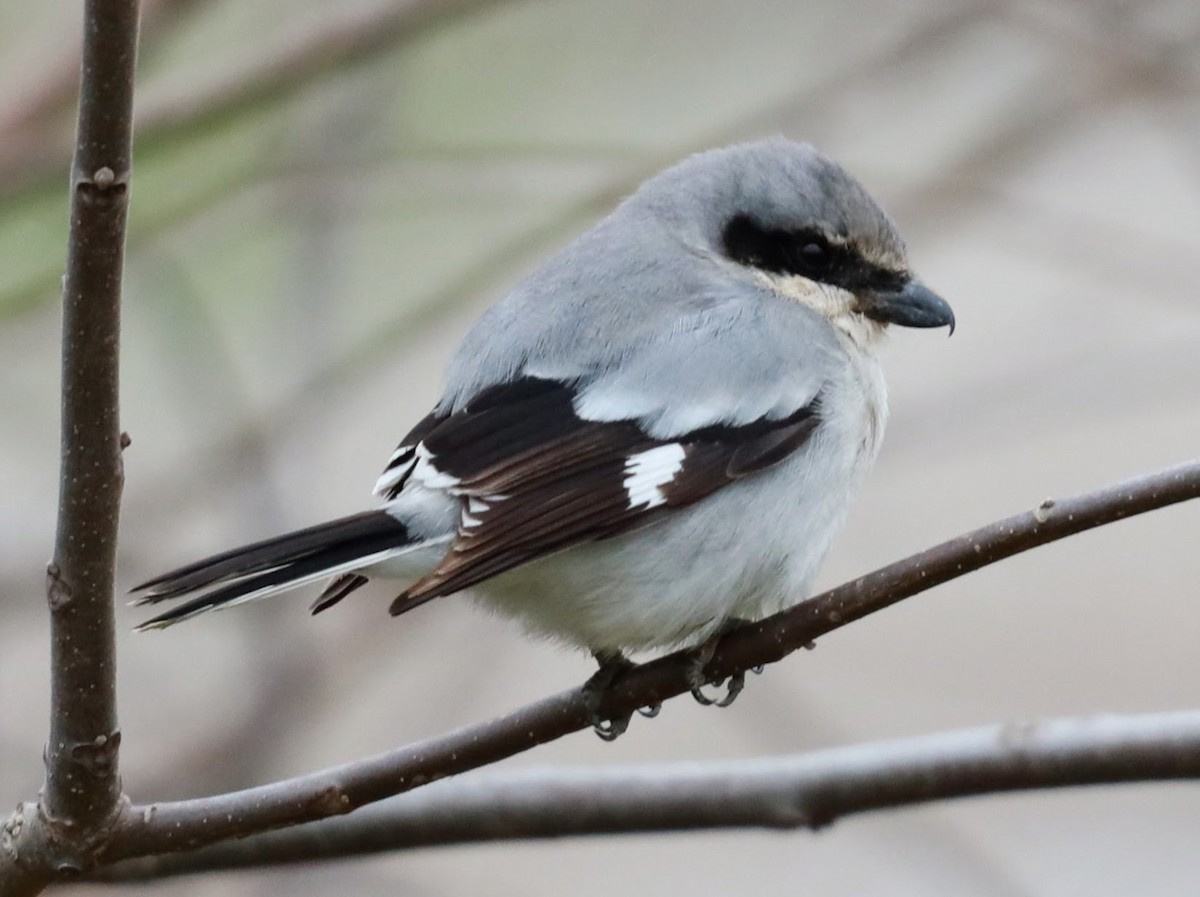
[797,240,830,272]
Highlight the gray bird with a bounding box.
[133,138,953,733]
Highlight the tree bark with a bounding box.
[0,1,138,893]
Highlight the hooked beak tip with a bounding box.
[862,280,955,333]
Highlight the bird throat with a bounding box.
[758,272,885,350]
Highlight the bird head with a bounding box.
[636,138,955,342]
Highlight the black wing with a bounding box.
[382,377,822,614]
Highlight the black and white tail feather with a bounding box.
[130,511,419,630]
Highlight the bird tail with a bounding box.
[130,510,415,630]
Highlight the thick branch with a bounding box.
[0,1,138,893]
[98,709,1200,879]
[103,459,1200,862]
[45,0,138,828]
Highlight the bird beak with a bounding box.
[860,280,955,334]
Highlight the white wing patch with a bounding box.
[411,444,461,491]
[623,444,686,509]
[374,443,463,498]
[373,461,410,497]
[386,445,413,465]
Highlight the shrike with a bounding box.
[134,138,954,731]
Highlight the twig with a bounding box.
[95,709,1200,879]
[100,459,1200,862]
[0,1,139,893]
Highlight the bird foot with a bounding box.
[583,652,637,741]
[689,668,746,707]
[686,622,749,708]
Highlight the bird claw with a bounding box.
[592,714,631,741]
[689,670,745,707]
[583,652,636,741]
[637,703,662,718]
[717,670,746,706]
[686,623,750,707]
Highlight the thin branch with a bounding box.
[0,1,139,893]
[101,459,1200,863]
[96,709,1200,880]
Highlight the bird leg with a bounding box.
[583,651,637,741]
[686,620,749,708]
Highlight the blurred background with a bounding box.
[2,0,1199,894]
